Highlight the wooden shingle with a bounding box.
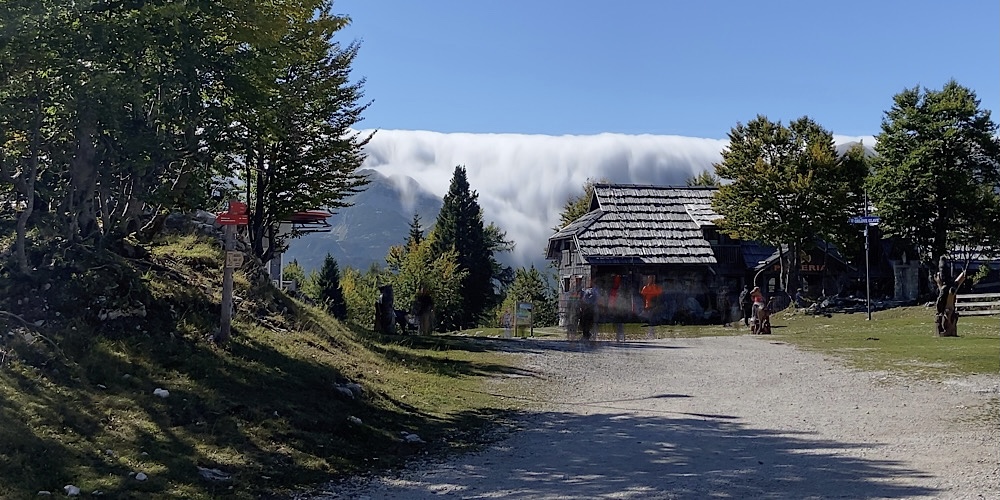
[554,184,721,265]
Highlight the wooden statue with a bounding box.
[934,258,966,337]
[374,284,396,335]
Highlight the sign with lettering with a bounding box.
[217,213,248,225]
[226,251,244,268]
[228,200,248,215]
[849,215,880,225]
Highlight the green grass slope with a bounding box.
[0,234,527,499]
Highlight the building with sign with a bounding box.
[544,184,912,325]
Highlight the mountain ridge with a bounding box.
[283,168,443,272]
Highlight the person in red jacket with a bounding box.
[640,275,662,338]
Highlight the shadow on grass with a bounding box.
[305,409,940,499]
[373,332,694,355]
[352,332,545,379]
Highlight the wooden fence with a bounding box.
[955,293,1000,316]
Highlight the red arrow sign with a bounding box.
[216,213,248,225]
[228,200,248,215]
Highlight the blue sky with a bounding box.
[335,0,999,139]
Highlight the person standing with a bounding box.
[738,285,753,327]
[607,275,626,342]
[749,286,765,334]
[565,281,581,339]
[640,275,662,339]
[577,279,599,342]
[413,285,434,336]
[717,286,732,326]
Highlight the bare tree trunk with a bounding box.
[115,175,146,236]
[67,108,100,242]
[1,99,42,273]
[97,175,115,242]
[15,115,39,273]
[933,256,965,337]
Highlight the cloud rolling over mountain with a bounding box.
[355,129,874,269]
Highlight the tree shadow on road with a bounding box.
[339,410,941,499]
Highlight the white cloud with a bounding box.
[359,129,875,269]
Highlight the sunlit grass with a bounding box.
[0,234,527,499]
[770,306,999,378]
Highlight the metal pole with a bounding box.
[865,191,871,321]
[219,224,235,342]
[865,225,871,321]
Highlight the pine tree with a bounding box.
[315,254,348,320]
[431,166,495,330]
[407,213,424,246]
[555,178,606,230]
[685,171,722,187]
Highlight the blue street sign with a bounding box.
[849,215,880,225]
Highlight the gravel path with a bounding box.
[300,335,999,499]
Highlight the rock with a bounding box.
[345,383,363,398]
[194,210,217,224]
[153,388,170,398]
[98,304,147,321]
[347,416,362,425]
[36,491,52,496]
[164,212,190,231]
[63,485,80,496]
[135,472,148,481]
[335,386,354,399]
[197,466,232,482]
[403,433,425,444]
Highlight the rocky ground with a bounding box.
[296,335,999,499]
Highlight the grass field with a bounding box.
[460,307,998,379]
[770,306,999,378]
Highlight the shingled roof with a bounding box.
[548,184,721,265]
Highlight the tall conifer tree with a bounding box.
[431,166,495,330]
[407,213,424,246]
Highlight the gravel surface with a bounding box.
[298,335,999,499]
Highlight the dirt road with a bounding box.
[301,336,999,499]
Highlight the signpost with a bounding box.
[848,215,880,225]
[217,213,249,225]
[225,251,244,269]
[850,212,880,321]
[514,301,533,338]
[217,200,248,343]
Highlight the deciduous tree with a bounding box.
[498,266,558,328]
[867,81,1000,268]
[712,116,865,293]
[232,3,371,264]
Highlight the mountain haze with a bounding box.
[284,169,443,272]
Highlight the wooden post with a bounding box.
[219,224,235,343]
